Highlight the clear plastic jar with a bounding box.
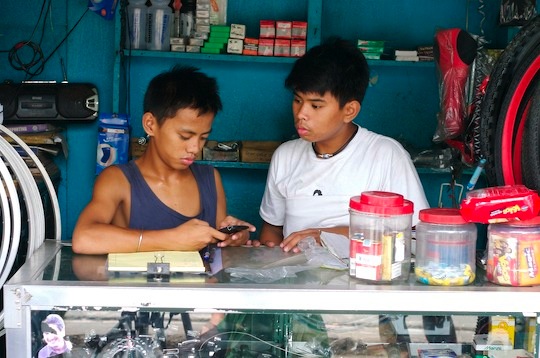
[415,208,477,286]
[487,216,540,286]
[349,191,413,283]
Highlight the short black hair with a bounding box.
[285,38,370,107]
[143,65,222,124]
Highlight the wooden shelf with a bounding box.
[200,161,474,174]
[196,161,270,170]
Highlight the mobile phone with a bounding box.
[218,225,249,234]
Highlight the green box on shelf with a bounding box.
[203,41,226,49]
[210,25,231,33]
[201,47,224,54]
[362,52,381,60]
[207,34,229,44]
[358,46,384,54]
[357,39,386,48]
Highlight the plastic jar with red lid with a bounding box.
[487,216,540,286]
[349,191,413,283]
[415,208,477,286]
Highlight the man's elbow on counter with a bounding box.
[71,234,87,254]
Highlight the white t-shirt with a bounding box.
[260,125,429,237]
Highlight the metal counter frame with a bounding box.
[5,240,540,357]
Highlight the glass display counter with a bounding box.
[4,240,540,357]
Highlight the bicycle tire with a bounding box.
[478,15,540,185]
[493,45,540,185]
[522,82,540,191]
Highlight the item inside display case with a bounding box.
[30,310,538,358]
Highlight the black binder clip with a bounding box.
[147,253,170,282]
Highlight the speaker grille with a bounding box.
[0,84,19,118]
[57,84,99,118]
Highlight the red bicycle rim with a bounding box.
[512,101,531,184]
[500,55,540,184]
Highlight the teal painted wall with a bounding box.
[0,1,531,240]
[1,1,115,241]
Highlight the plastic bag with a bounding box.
[500,0,537,26]
[225,237,347,283]
[433,28,478,143]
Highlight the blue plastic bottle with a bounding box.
[148,0,172,51]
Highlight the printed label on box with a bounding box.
[96,113,130,175]
[230,23,246,39]
[355,239,383,280]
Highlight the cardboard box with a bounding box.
[240,141,281,163]
[490,316,515,346]
[292,21,308,39]
[130,137,147,159]
[291,39,306,57]
[227,38,243,54]
[189,38,205,46]
[203,140,240,161]
[230,23,246,39]
[418,348,457,357]
[524,317,536,353]
[276,21,292,39]
[259,20,275,38]
[243,37,259,56]
[129,137,203,161]
[274,39,290,57]
[409,343,466,358]
[258,38,274,56]
[210,25,231,33]
[488,349,533,358]
[473,334,513,358]
[357,39,386,48]
[171,44,186,52]
[201,46,223,54]
[186,45,201,53]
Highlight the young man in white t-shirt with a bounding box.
[256,38,430,253]
[253,37,457,346]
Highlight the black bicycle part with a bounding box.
[478,15,540,185]
[522,82,540,191]
[493,43,540,185]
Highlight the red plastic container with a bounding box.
[460,185,540,224]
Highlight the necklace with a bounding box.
[312,126,359,159]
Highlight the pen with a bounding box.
[467,158,486,191]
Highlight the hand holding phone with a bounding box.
[218,225,249,234]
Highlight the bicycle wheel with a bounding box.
[494,45,540,185]
[522,82,540,191]
[478,15,540,185]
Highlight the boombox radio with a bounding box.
[0,82,99,122]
